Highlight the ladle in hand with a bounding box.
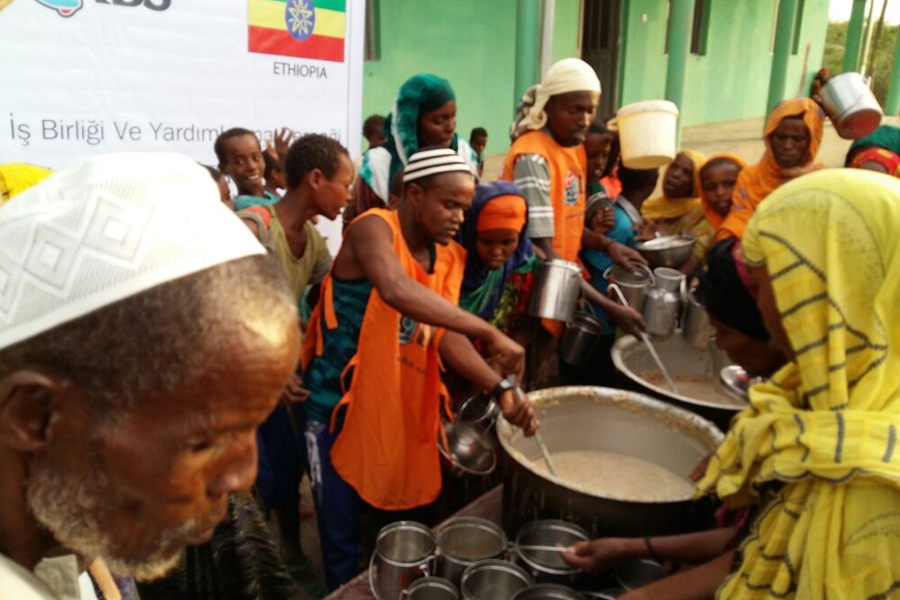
[608,284,680,394]
[506,374,559,477]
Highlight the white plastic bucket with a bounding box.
[614,100,679,169]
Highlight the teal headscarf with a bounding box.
[360,74,462,196]
[846,125,900,165]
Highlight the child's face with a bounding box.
[472,135,487,156]
[584,132,612,180]
[220,134,265,197]
[475,228,519,270]
[701,162,741,216]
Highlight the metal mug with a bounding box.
[604,264,654,311]
[511,584,587,600]
[652,267,684,294]
[681,287,711,349]
[513,520,590,585]
[369,521,436,600]
[558,312,605,367]
[528,259,584,322]
[642,287,678,338]
[460,560,532,600]
[434,517,508,587]
[401,577,460,600]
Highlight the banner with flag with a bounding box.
[249,0,346,63]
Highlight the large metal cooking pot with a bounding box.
[497,387,722,539]
[819,72,883,140]
[611,334,746,431]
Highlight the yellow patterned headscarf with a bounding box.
[641,149,706,221]
[697,168,900,600]
[0,163,53,204]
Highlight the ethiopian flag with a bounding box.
[249,0,345,63]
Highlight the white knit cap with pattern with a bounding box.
[403,148,475,183]
[0,152,265,350]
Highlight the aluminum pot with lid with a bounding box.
[497,387,722,539]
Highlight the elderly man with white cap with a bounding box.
[0,153,300,599]
[502,58,646,385]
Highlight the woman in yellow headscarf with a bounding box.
[715,98,825,242]
[697,169,900,600]
[0,163,52,204]
[640,149,706,237]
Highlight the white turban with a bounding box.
[511,58,602,140]
[0,152,265,350]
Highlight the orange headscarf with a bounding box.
[641,149,706,221]
[698,153,747,230]
[476,193,528,232]
[715,98,825,242]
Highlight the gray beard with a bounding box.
[25,462,192,581]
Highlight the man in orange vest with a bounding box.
[504,58,645,337]
[301,148,536,590]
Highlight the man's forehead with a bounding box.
[550,90,598,105]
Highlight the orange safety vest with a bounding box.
[501,130,587,263]
[300,209,465,511]
[502,130,588,336]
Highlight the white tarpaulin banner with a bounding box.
[0,0,365,251]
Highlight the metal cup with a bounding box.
[402,577,459,600]
[559,312,605,366]
[681,287,711,348]
[528,259,583,322]
[369,521,435,600]
[435,518,508,587]
[460,560,532,600]
[604,264,653,311]
[652,267,684,293]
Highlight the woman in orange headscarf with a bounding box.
[715,98,824,242]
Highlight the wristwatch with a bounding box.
[491,378,514,398]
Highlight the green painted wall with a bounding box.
[361,1,517,157]
[361,0,580,157]
[618,0,829,127]
[552,0,582,62]
[682,0,780,126]
[361,0,829,154]
[618,0,669,105]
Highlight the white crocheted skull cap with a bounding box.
[0,152,265,350]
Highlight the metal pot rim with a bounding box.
[497,386,724,504]
[611,335,747,412]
